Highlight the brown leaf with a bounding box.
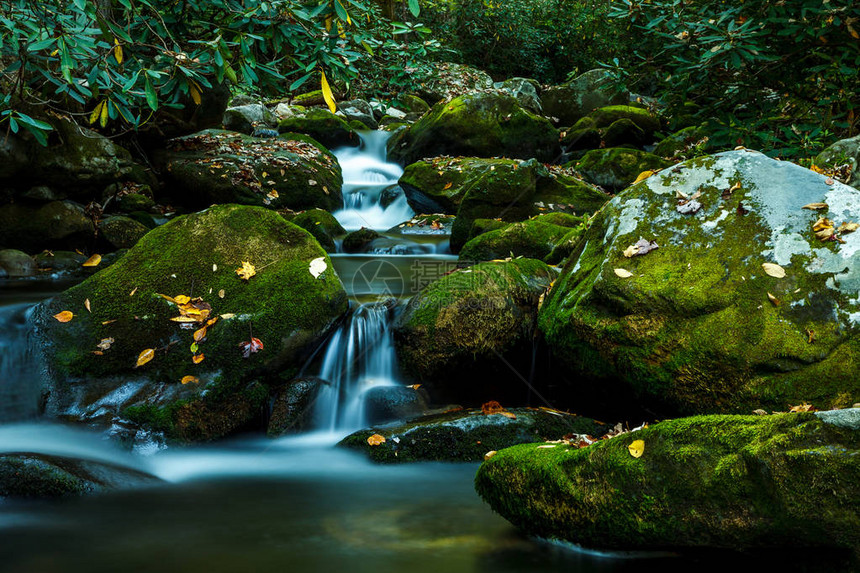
[767,292,781,306]
[82,254,102,267]
[789,403,816,413]
[181,375,200,385]
[443,181,453,190]
[837,222,860,234]
[192,354,205,364]
[481,400,505,415]
[367,434,386,446]
[53,311,74,323]
[500,411,517,419]
[802,202,828,211]
[752,409,767,416]
[218,289,225,299]
[135,348,155,367]
[193,326,207,342]
[240,337,264,358]
[96,337,114,351]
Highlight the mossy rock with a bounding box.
[339,407,609,463]
[0,200,93,252]
[450,159,609,251]
[574,148,673,191]
[602,118,649,148]
[815,134,860,189]
[476,411,860,559]
[286,208,345,252]
[653,126,712,159]
[276,108,358,149]
[466,218,509,243]
[116,192,156,213]
[97,215,149,250]
[386,214,455,236]
[459,218,583,263]
[539,150,860,415]
[541,69,629,126]
[412,62,494,103]
[572,104,662,136]
[545,227,588,265]
[399,157,510,215]
[33,204,348,442]
[393,259,556,404]
[342,227,381,253]
[395,94,431,114]
[158,130,343,212]
[0,249,37,277]
[387,92,560,165]
[560,127,601,152]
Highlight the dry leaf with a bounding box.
[240,337,263,358]
[82,254,102,267]
[802,203,828,211]
[193,326,207,342]
[135,348,155,367]
[212,263,218,272]
[614,268,634,278]
[192,354,205,364]
[789,403,816,413]
[500,411,517,419]
[623,238,659,258]
[53,311,74,323]
[484,450,497,461]
[537,445,557,449]
[174,295,191,305]
[761,262,786,278]
[752,409,767,416]
[102,319,116,325]
[181,375,200,385]
[767,292,781,306]
[218,289,225,299]
[837,222,859,234]
[84,299,91,313]
[129,287,138,297]
[813,217,835,241]
[97,337,114,351]
[481,400,505,415]
[367,434,386,446]
[628,439,645,458]
[443,181,453,190]
[309,257,327,278]
[236,261,256,280]
[220,313,236,319]
[410,384,422,390]
[632,170,656,184]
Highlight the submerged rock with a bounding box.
[388,92,560,165]
[340,406,609,463]
[33,204,348,442]
[476,411,860,557]
[540,150,860,414]
[158,130,343,212]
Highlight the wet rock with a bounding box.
[573,148,672,191]
[495,77,542,113]
[277,108,358,149]
[33,250,87,272]
[363,386,429,425]
[539,150,860,414]
[476,412,860,558]
[98,216,150,250]
[340,407,609,463]
[815,134,860,189]
[342,227,381,253]
[0,249,37,277]
[284,208,345,252]
[413,62,494,103]
[268,377,325,436]
[0,200,93,252]
[339,99,378,130]
[542,69,629,126]
[459,215,586,263]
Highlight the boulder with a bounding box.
[98,216,149,250]
[539,151,860,415]
[222,103,276,134]
[33,204,348,442]
[267,377,325,436]
[541,69,629,126]
[572,104,662,137]
[815,134,860,189]
[339,99,378,130]
[342,227,381,253]
[476,411,860,558]
[0,249,37,278]
[653,125,712,159]
[459,215,586,263]
[276,108,358,149]
[574,148,673,191]
[495,77,542,113]
[393,94,431,114]
[0,200,93,252]
[363,385,429,425]
[393,259,556,404]
[33,250,87,273]
[412,62,494,103]
[283,208,345,252]
[399,157,497,215]
[340,406,609,463]
[158,130,343,212]
[387,92,560,165]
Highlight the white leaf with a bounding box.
[309,257,327,279]
[614,268,634,278]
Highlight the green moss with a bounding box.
[287,208,345,252]
[0,455,90,498]
[276,109,357,149]
[459,219,576,263]
[475,413,860,555]
[574,148,673,191]
[342,227,381,253]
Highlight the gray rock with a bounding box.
[0,200,93,252]
[0,249,37,277]
[816,408,860,430]
[268,377,324,436]
[363,386,428,425]
[223,103,276,134]
[496,77,542,113]
[542,69,629,126]
[816,134,860,189]
[98,215,150,249]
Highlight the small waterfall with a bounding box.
[332,131,414,231]
[0,304,42,423]
[314,301,399,432]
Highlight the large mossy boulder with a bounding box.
[541,69,629,126]
[0,200,94,252]
[387,92,560,165]
[276,108,358,149]
[458,216,585,263]
[815,134,860,189]
[33,205,348,442]
[393,259,556,404]
[572,105,662,136]
[158,130,343,212]
[574,148,673,191]
[413,62,495,103]
[449,159,609,251]
[398,157,482,214]
[539,150,860,415]
[476,411,860,558]
[340,407,609,463]
[283,208,345,252]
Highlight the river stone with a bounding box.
[0,249,37,278]
[339,407,609,463]
[158,130,343,212]
[475,413,860,558]
[459,215,586,264]
[539,150,860,415]
[0,200,93,252]
[653,125,712,159]
[342,228,381,253]
[363,386,429,425]
[572,104,662,137]
[398,157,500,215]
[387,92,560,165]
[393,259,556,404]
[495,78,542,114]
[33,250,87,272]
[33,204,348,442]
[267,377,325,436]
[574,148,673,191]
[283,208,345,252]
[815,134,860,189]
[98,215,149,250]
[339,99,378,130]
[222,103,276,134]
[541,69,629,126]
[276,108,358,149]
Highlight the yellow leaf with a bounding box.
[192,353,205,364]
[53,310,74,323]
[181,375,200,385]
[632,170,656,184]
[170,316,198,323]
[136,348,155,367]
[325,15,332,31]
[130,287,138,297]
[767,292,780,306]
[100,99,109,128]
[174,295,191,305]
[761,262,786,278]
[443,181,453,190]
[236,261,256,280]
[614,268,634,278]
[220,313,236,319]
[189,81,202,106]
[84,298,91,312]
[320,70,336,114]
[82,254,102,267]
[500,411,517,419]
[484,450,497,461]
[113,39,123,65]
[367,434,386,446]
[218,289,225,299]
[802,202,828,210]
[193,326,207,342]
[628,439,645,458]
[89,101,104,125]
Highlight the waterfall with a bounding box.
[314,301,399,432]
[0,304,42,423]
[332,131,414,231]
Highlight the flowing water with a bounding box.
[0,134,830,573]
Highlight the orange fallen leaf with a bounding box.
[789,403,816,413]
[82,254,102,267]
[481,400,505,415]
[236,261,256,280]
[53,311,74,323]
[101,319,116,325]
[367,434,386,446]
[136,348,155,367]
[500,411,517,419]
[193,326,208,342]
[443,181,453,190]
[181,375,200,385]
[192,354,205,364]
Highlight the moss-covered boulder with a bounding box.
[97,215,149,250]
[222,103,276,134]
[476,411,860,558]
[815,134,860,189]
[342,227,381,253]
[159,130,343,212]
[33,204,348,442]
[541,69,629,126]
[393,259,556,403]
[449,159,609,251]
[413,62,495,103]
[276,108,358,149]
[284,208,345,252]
[540,150,860,415]
[459,216,585,263]
[653,125,712,159]
[340,407,609,463]
[388,92,560,165]
[574,148,673,191]
[0,200,93,252]
[572,104,662,137]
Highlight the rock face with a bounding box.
[33,205,348,442]
[574,148,673,191]
[340,407,609,463]
[387,92,560,165]
[476,412,860,557]
[539,151,860,415]
[541,69,629,126]
[816,134,860,189]
[0,200,94,252]
[159,130,343,212]
[393,259,556,403]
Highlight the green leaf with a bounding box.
[407,0,420,17]
[14,113,52,131]
[144,77,158,111]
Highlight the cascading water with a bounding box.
[0,304,42,423]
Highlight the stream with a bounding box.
[0,132,817,572]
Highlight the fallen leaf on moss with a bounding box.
[97,338,114,351]
[481,400,504,415]
[789,403,816,413]
[174,295,191,305]
[84,299,91,312]
[190,342,199,353]
[614,268,634,278]
[193,326,207,342]
[623,238,659,258]
[367,434,386,446]
[192,354,205,364]
[500,411,517,419]
[484,450,497,460]
[802,202,828,211]
[240,337,263,358]
[181,375,200,384]
[135,348,155,367]
[309,257,327,278]
[762,262,786,278]
[628,439,645,458]
[218,289,225,299]
[236,261,256,280]
[220,313,236,319]
[443,181,453,190]
[129,287,138,297]
[813,217,835,241]
[632,170,656,184]
[82,254,101,267]
[767,292,780,306]
[752,409,767,416]
[53,311,74,322]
